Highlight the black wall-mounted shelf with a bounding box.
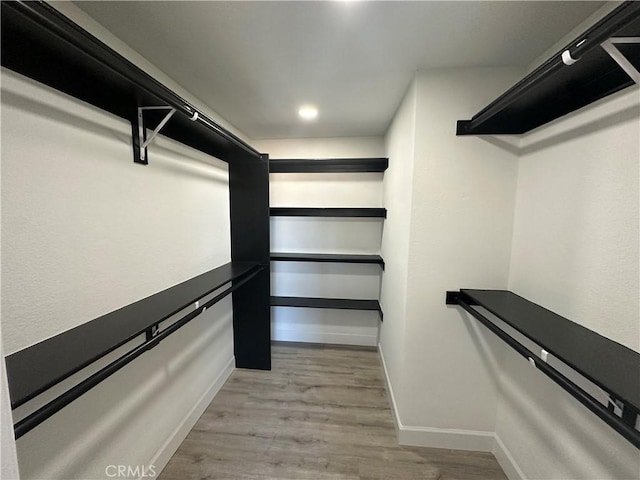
[7,262,262,409]
[269,158,389,173]
[456,2,640,135]
[270,252,384,269]
[9,262,263,439]
[447,289,640,448]
[271,296,383,320]
[1,1,260,162]
[270,207,387,218]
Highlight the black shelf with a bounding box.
[270,252,384,269]
[270,208,387,218]
[457,2,640,135]
[6,262,262,409]
[447,289,640,448]
[269,158,388,173]
[1,1,261,162]
[271,296,383,320]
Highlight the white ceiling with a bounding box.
[75,1,604,139]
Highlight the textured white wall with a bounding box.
[1,3,241,478]
[0,70,20,477]
[379,80,417,414]
[2,72,231,352]
[256,137,384,159]
[254,137,385,346]
[498,87,640,480]
[402,68,521,434]
[1,68,235,480]
[1,342,20,480]
[380,68,523,451]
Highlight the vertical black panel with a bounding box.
[232,269,271,370]
[229,153,271,369]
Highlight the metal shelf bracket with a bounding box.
[600,37,640,85]
[134,106,176,165]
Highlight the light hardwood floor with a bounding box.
[159,343,507,480]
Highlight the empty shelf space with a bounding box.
[271,296,383,319]
[269,158,388,173]
[270,208,387,218]
[270,252,384,268]
[5,262,263,408]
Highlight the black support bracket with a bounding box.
[131,108,148,165]
[145,324,159,344]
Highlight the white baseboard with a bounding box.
[377,342,402,436]
[493,433,526,480]
[378,343,494,452]
[273,329,377,347]
[399,425,494,452]
[145,356,235,479]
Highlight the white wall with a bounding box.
[496,87,640,480]
[379,80,417,421]
[1,3,243,478]
[383,68,522,450]
[254,137,385,346]
[1,101,20,476]
[1,341,20,480]
[380,62,640,474]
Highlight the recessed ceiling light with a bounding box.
[298,106,318,120]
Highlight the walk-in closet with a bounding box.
[1,2,638,480]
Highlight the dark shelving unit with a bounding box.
[270,252,384,269]
[456,2,640,135]
[270,207,387,218]
[269,156,387,334]
[446,289,640,448]
[269,158,388,173]
[271,296,383,320]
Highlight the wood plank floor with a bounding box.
[159,343,507,480]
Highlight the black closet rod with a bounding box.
[465,1,640,131]
[13,266,262,440]
[8,0,260,159]
[455,297,640,449]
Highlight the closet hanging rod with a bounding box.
[13,265,263,440]
[7,263,263,410]
[446,289,640,449]
[1,1,260,160]
[456,1,640,135]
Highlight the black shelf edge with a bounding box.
[456,2,640,135]
[271,296,383,320]
[6,262,263,408]
[270,208,387,218]
[269,158,388,173]
[447,289,640,448]
[270,252,384,269]
[1,1,261,162]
